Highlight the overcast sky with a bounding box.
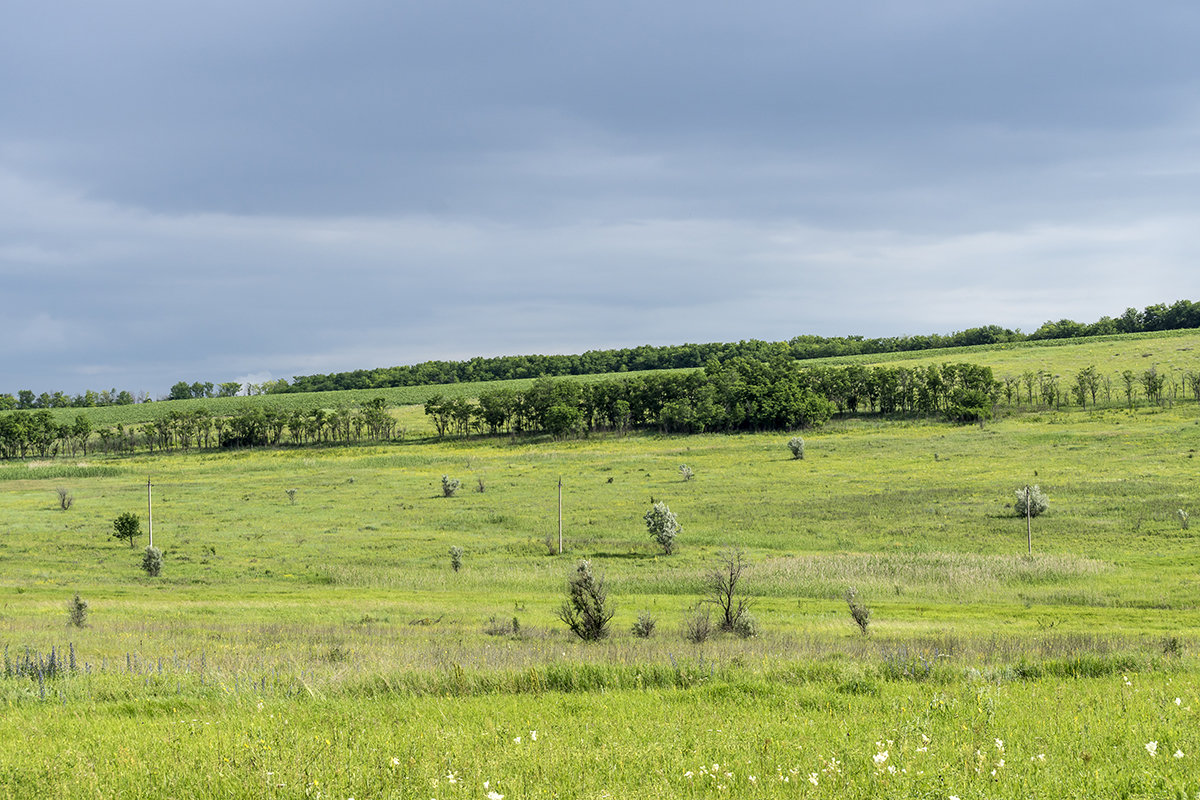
[3,1,1199,396]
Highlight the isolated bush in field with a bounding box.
[56,487,74,510]
[788,436,805,460]
[285,488,298,505]
[111,512,141,548]
[142,546,163,577]
[441,475,461,497]
[631,611,657,638]
[683,606,713,643]
[846,586,871,636]
[1014,485,1049,518]
[679,464,694,481]
[644,501,680,555]
[67,594,88,628]
[476,477,486,493]
[730,612,760,639]
[1180,509,1190,530]
[449,545,464,572]
[557,560,614,641]
[708,549,752,633]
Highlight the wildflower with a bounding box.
[530,730,537,741]
[1146,741,1158,757]
[748,776,757,784]
[1176,697,1183,706]
[684,772,694,779]
[873,750,889,766]
[391,758,400,767]
[446,772,457,784]
[1175,750,1185,759]
[487,792,504,800]
[513,737,521,744]
[808,773,818,787]
[995,738,1004,752]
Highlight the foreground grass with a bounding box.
[2,664,1197,798]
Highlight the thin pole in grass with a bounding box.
[557,475,563,555]
[147,476,154,549]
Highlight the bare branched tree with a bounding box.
[709,548,751,632]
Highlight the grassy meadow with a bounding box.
[3,333,1200,797]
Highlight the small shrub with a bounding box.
[788,436,805,460]
[846,586,871,636]
[679,464,694,481]
[67,594,88,628]
[441,475,461,497]
[631,612,657,638]
[142,546,163,577]
[449,546,463,572]
[111,512,140,548]
[644,501,680,555]
[56,487,74,510]
[1180,509,1190,530]
[286,488,298,505]
[683,607,713,643]
[476,477,486,493]
[1014,485,1049,518]
[557,560,614,641]
[730,612,759,639]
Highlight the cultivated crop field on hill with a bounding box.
[2,334,1200,797]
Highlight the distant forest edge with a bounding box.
[2,299,1197,407]
[276,299,1200,394]
[4,353,1200,460]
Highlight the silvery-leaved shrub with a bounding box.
[142,546,163,577]
[631,611,657,638]
[441,475,461,497]
[449,545,463,572]
[644,501,680,554]
[788,436,805,460]
[679,464,694,481]
[1014,485,1049,518]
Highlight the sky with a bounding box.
[3,1,1200,396]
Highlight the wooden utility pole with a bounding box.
[557,475,563,555]
[1025,484,1032,555]
[147,477,154,549]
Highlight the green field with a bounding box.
[3,334,1200,797]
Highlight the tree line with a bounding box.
[0,399,397,460]
[424,359,1001,438]
[277,299,1200,394]
[3,299,1196,404]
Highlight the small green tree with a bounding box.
[441,475,461,497]
[788,436,805,460]
[67,594,88,628]
[112,512,141,548]
[557,560,614,641]
[449,545,464,572]
[644,501,680,554]
[846,587,870,636]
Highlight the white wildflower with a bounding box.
[1146,741,1158,757]
[1174,749,1184,759]
[873,751,889,766]
[808,773,818,787]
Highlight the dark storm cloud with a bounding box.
[2,1,1199,393]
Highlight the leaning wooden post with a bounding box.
[1025,484,1031,556]
[147,477,154,549]
[557,475,563,555]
